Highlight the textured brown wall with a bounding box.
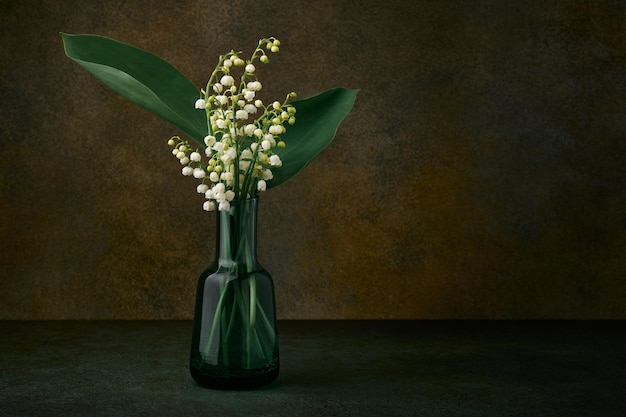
[1,0,625,319]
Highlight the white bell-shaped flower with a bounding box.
[204,135,216,147]
[218,200,230,211]
[220,75,235,86]
[193,168,206,179]
[244,104,257,114]
[244,124,256,136]
[203,200,217,211]
[269,155,282,167]
[244,90,255,101]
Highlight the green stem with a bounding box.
[203,278,227,358]
[255,297,276,347]
[205,199,271,369]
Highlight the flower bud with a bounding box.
[195,98,206,109]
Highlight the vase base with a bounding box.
[190,359,279,390]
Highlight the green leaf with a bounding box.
[61,33,207,146]
[269,88,359,189]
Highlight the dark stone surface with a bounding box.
[1,320,625,416]
[1,1,625,319]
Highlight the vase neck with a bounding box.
[215,197,259,271]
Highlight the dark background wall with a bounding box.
[1,0,624,319]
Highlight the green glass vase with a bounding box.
[190,197,279,389]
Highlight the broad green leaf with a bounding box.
[269,88,358,189]
[61,33,207,146]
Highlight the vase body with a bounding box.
[190,197,279,389]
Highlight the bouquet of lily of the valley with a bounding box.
[169,37,299,212]
[61,33,357,388]
[61,34,357,210]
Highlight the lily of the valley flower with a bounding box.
[269,155,282,167]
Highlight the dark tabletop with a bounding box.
[1,320,624,417]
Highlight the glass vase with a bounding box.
[190,197,279,389]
